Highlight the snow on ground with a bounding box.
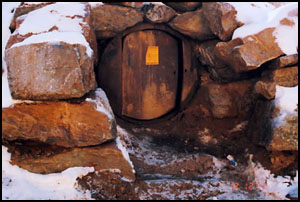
[2,146,94,200]
[229,2,298,55]
[273,85,298,127]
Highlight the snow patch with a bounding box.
[2,146,94,200]
[116,136,135,175]
[273,85,298,127]
[9,30,93,58]
[85,88,115,121]
[230,2,298,55]
[17,2,88,35]
[88,2,104,9]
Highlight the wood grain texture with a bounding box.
[122,30,179,120]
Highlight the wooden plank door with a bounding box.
[122,30,179,120]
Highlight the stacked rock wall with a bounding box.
[2,2,298,177]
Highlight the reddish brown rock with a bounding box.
[2,89,116,147]
[165,2,202,12]
[267,115,298,151]
[144,4,176,23]
[8,141,135,181]
[91,4,144,38]
[5,42,96,100]
[267,54,298,69]
[261,66,298,87]
[215,28,284,72]
[254,81,276,100]
[168,8,215,40]
[196,40,242,82]
[202,2,242,41]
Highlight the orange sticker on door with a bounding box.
[146,46,159,65]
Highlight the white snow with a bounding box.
[88,2,104,9]
[230,2,298,55]
[2,2,20,108]
[86,88,115,121]
[273,85,298,127]
[9,30,93,57]
[252,161,298,200]
[2,146,94,200]
[116,135,135,175]
[17,2,87,35]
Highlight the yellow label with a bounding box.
[146,46,159,65]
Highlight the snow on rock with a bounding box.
[9,2,94,58]
[116,126,136,175]
[86,88,115,121]
[16,2,88,35]
[230,2,298,55]
[273,85,298,127]
[2,146,94,200]
[10,30,93,58]
[88,2,104,9]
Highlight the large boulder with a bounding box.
[144,3,176,24]
[202,2,242,41]
[165,2,202,12]
[5,41,96,100]
[215,28,284,73]
[7,141,135,181]
[255,66,298,100]
[5,3,98,100]
[2,89,116,148]
[7,2,98,64]
[203,80,254,119]
[91,4,144,38]
[196,40,243,82]
[261,66,298,87]
[168,8,215,41]
[214,3,297,73]
[266,54,298,69]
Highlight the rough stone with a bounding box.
[168,8,215,41]
[267,115,298,151]
[91,4,144,38]
[8,141,135,181]
[196,40,242,82]
[5,42,96,100]
[2,89,116,147]
[254,81,276,100]
[202,2,242,41]
[144,4,176,23]
[205,80,254,119]
[248,94,298,151]
[261,66,298,87]
[267,54,298,69]
[215,28,284,73]
[165,2,202,12]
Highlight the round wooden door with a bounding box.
[122,30,179,120]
